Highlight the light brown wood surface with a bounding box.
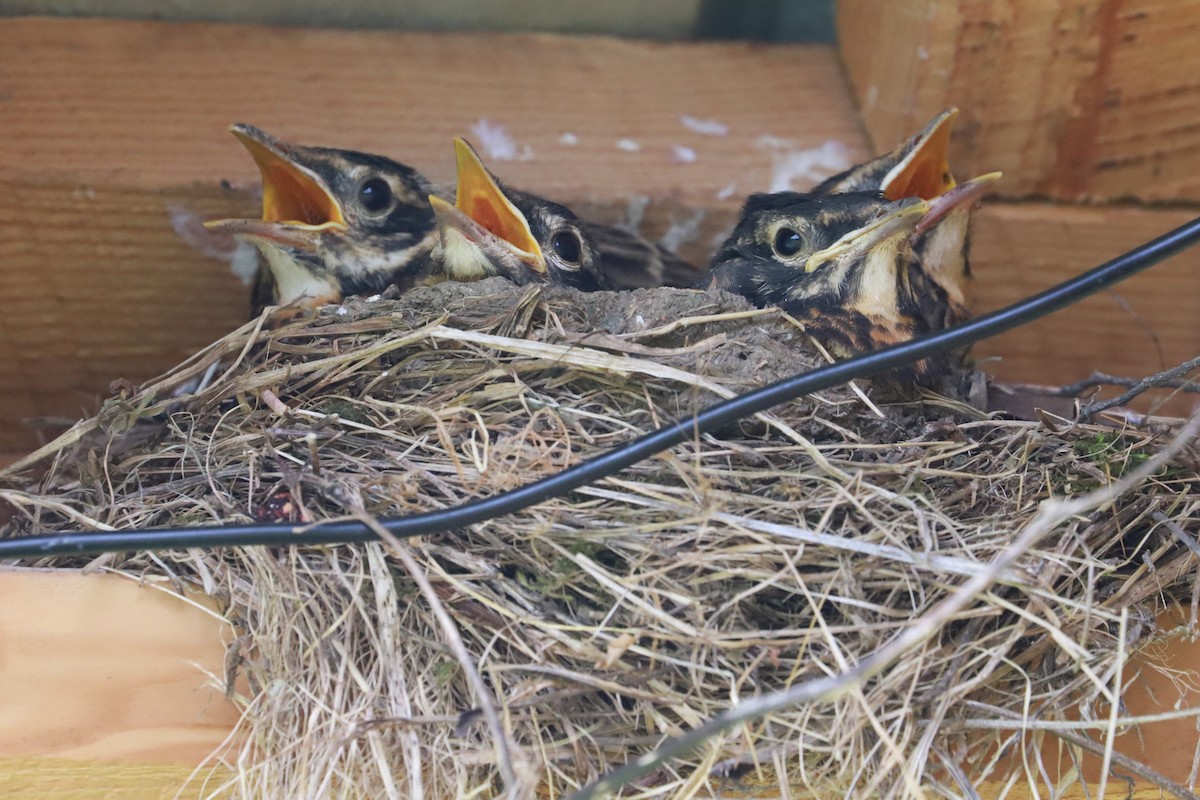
[0,759,229,800]
[837,0,1200,202]
[0,568,239,763]
[0,568,239,796]
[971,203,1200,398]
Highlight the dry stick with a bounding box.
[1035,371,1200,398]
[351,512,521,794]
[1079,355,1200,419]
[565,415,1200,800]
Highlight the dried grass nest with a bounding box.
[3,277,1200,799]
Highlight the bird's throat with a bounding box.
[258,243,341,307]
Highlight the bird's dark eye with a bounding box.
[773,227,804,257]
[358,177,393,214]
[552,230,583,264]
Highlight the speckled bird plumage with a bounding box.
[708,175,997,387]
[584,222,701,290]
[206,124,439,315]
[812,108,980,326]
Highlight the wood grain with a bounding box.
[837,0,1200,202]
[971,203,1200,396]
[0,18,865,201]
[0,569,239,766]
[0,759,230,800]
[0,17,869,453]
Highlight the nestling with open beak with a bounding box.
[814,108,980,318]
[428,138,613,292]
[707,172,1000,387]
[205,124,438,315]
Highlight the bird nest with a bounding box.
[3,278,1200,799]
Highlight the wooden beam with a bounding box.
[0,568,239,797]
[970,202,1200,407]
[0,759,230,800]
[0,18,865,201]
[0,17,869,454]
[836,0,1200,202]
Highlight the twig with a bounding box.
[1152,509,1200,559]
[351,510,522,795]
[1031,371,1200,398]
[564,413,1200,800]
[1079,355,1200,419]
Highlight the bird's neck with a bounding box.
[257,242,340,307]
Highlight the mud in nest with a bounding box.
[3,278,1200,799]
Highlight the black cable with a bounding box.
[4,216,1200,560]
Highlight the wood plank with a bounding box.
[0,759,230,800]
[0,18,866,202]
[0,17,869,453]
[0,569,240,765]
[836,0,1200,202]
[970,202,1200,407]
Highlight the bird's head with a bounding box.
[205,124,436,307]
[709,191,920,307]
[711,172,1000,346]
[429,138,608,291]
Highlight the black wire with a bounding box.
[5,216,1200,560]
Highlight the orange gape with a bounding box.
[469,197,506,240]
[452,137,544,262]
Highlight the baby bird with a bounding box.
[814,108,982,316]
[431,138,702,292]
[205,124,438,315]
[429,138,612,291]
[708,173,999,386]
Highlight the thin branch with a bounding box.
[1015,371,1200,399]
[1152,509,1200,559]
[961,702,1200,800]
[1080,356,1200,419]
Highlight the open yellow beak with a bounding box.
[451,137,545,273]
[880,108,958,201]
[204,124,347,247]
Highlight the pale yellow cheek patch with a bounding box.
[257,241,340,307]
[852,240,904,322]
[439,228,495,281]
